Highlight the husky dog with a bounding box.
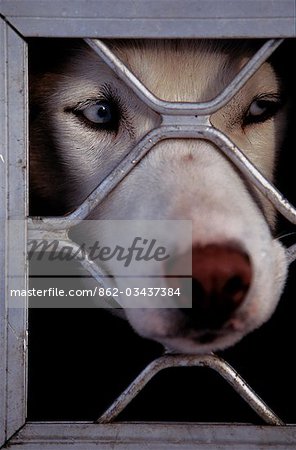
[29,39,288,354]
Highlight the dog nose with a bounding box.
[168,244,252,330]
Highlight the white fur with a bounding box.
[30,40,288,353]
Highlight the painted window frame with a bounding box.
[0,1,295,448]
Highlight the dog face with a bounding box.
[30,40,288,354]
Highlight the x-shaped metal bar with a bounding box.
[27,38,295,425]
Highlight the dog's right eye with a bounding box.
[68,99,120,133]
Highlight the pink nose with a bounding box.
[168,244,252,330]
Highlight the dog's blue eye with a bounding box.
[245,96,282,126]
[68,97,120,133]
[249,100,268,117]
[82,101,113,124]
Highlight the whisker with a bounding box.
[274,231,296,242]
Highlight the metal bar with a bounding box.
[85,38,283,115]
[96,353,284,425]
[51,239,115,294]
[28,37,296,243]
[2,0,295,40]
[7,18,295,39]
[28,121,296,230]
[0,23,28,445]
[25,35,296,430]
[1,1,294,19]
[27,235,122,308]
[203,128,296,226]
[7,422,296,449]
[0,16,8,448]
[286,243,296,265]
[28,127,175,230]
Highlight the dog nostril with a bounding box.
[166,244,252,330]
[223,275,250,306]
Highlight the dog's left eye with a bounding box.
[244,96,282,126]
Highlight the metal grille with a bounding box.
[26,37,296,426]
[1,1,296,448]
